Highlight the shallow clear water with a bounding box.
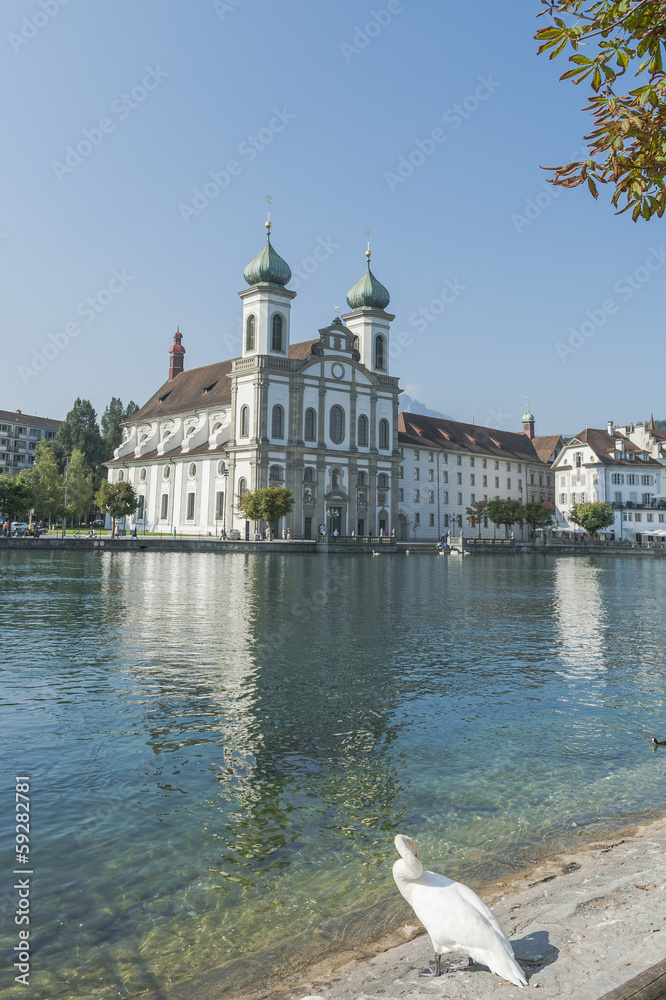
[1,551,665,999]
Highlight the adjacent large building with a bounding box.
[396,409,560,541]
[0,409,61,476]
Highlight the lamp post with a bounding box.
[61,457,69,538]
[222,467,229,536]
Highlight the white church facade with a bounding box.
[108,221,402,538]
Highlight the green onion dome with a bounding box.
[346,252,390,311]
[243,222,291,287]
[522,406,535,423]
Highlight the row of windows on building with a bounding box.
[560,473,656,487]
[398,489,543,506]
[403,459,550,485]
[561,491,657,506]
[239,404,391,448]
[244,314,388,370]
[405,468,533,490]
[407,449,543,475]
[0,424,55,439]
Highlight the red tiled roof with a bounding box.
[562,428,662,467]
[130,339,321,423]
[532,434,563,464]
[398,413,550,465]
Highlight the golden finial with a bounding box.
[365,226,372,263]
[265,194,273,234]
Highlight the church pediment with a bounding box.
[324,490,350,502]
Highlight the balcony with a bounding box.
[612,500,666,511]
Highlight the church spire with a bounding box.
[168,326,185,380]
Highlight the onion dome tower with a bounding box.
[343,237,394,374]
[522,404,535,439]
[238,211,296,358]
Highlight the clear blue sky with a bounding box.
[2,0,662,437]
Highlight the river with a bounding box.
[1,550,665,999]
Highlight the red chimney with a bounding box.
[169,327,185,380]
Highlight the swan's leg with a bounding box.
[419,953,442,977]
[419,955,471,977]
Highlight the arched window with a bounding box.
[357,414,368,446]
[246,315,256,352]
[378,419,389,449]
[375,334,386,371]
[304,407,317,441]
[352,335,360,353]
[271,313,284,352]
[329,405,345,444]
[377,473,389,489]
[303,467,314,483]
[269,464,283,481]
[272,404,284,439]
[356,471,366,487]
[238,477,247,498]
[240,405,249,437]
[118,470,124,482]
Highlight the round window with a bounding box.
[163,466,171,480]
[140,468,147,482]
[189,463,197,478]
[118,470,124,482]
[217,461,227,476]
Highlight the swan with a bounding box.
[651,736,666,746]
[392,835,527,987]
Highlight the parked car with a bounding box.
[11,522,29,537]
[226,529,242,539]
[91,519,105,528]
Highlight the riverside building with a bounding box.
[397,408,560,541]
[0,409,61,476]
[552,424,665,544]
[107,221,401,538]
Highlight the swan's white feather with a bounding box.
[393,835,527,988]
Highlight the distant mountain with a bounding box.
[400,394,452,420]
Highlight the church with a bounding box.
[107,219,402,538]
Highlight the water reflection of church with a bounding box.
[107,220,401,538]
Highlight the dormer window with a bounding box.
[203,382,218,394]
